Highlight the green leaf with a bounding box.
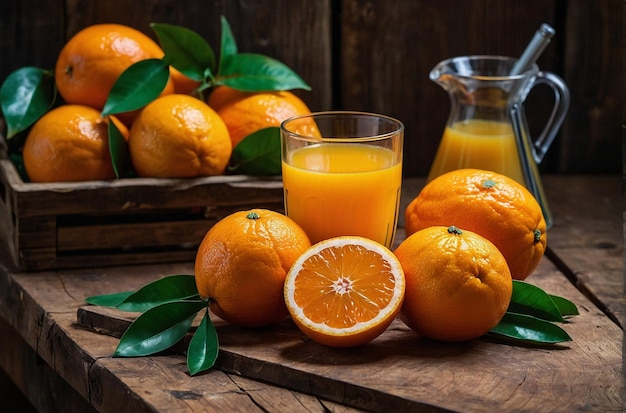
[102,59,169,116]
[187,308,219,376]
[108,119,135,179]
[116,274,199,312]
[507,281,567,322]
[0,67,56,138]
[151,23,215,81]
[549,294,579,317]
[490,312,572,344]
[113,300,206,357]
[228,127,281,175]
[219,16,238,62]
[85,291,134,307]
[217,53,311,92]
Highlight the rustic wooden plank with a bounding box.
[542,174,624,327]
[56,219,213,251]
[0,316,97,413]
[3,161,284,217]
[75,258,622,412]
[0,269,364,412]
[1,156,285,269]
[219,0,333,112]
[0,175,622,412]
[339,0,559,178]
[0,367,38,413]
[558,0,622,174]
[0,0,65,80]
[0,1,621,178]
[61,0,332,113]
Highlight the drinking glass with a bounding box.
[281,111,404,248]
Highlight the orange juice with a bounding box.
[282,143,402,247]
[427,119,525,184]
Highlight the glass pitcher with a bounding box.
[427,55,570,228]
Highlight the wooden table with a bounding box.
[0,175,623,412]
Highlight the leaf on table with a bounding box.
[548,294,579,317]
[151,23,215,81]
[84,274,199,312]
[490,312,572,344]
[86,291,134,307]
[187,307,219,376]
[114,300,207,357]
[217,53,311,92]
[0,66,56,138]
[507,280,569,322]
[116,274,200,312]
[102,58,170,116]
[227,127,281,175]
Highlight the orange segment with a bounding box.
[284,236,405,347]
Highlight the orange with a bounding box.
[55,23,174,111]
[394,225,513,342]
[194,209,311,327]
[128,94,232,178]
[22,104,128,182]
[207,86,312,147]
[284,236,405,348]
[404,169,546,280]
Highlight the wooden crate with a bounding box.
[0,157,284,271]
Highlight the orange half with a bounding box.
[284,236,405,347]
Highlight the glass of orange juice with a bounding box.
[280,111,404,248]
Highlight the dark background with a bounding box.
[0,0,621,177]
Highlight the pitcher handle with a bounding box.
[527,71,570,164]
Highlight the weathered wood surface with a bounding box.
[0,175,622,412]
[0,157,284,270]
[0,0,621,177]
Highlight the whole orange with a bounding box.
[22,104,128,182]
[55,23,174,111]
[128,94,232,178]
[394,225,513,342]
[194,209,311,327]
[207,86,312,147]
[405,169,546,280]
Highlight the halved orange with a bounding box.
[284,236,405,347]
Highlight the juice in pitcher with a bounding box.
[282,143,402,247]
[427,119,525,184]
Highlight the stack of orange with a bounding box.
[20,23,312,182]
[191,168,546,346]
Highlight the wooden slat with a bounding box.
[0,270,365,413]
[1,156,285,270]
[339,0,559,178]
[0,175,622,412]
[60,0,333,114]
[72,260,623,413]
[56,219,214,251]
[0,316,97,413]
[543,175,624,327]
[558,0,622,173]
[1,1,621,178]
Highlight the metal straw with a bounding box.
[510,23,555,76]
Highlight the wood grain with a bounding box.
[0,175,622,412]
[73,257,622,412]
[0,0,621,177]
